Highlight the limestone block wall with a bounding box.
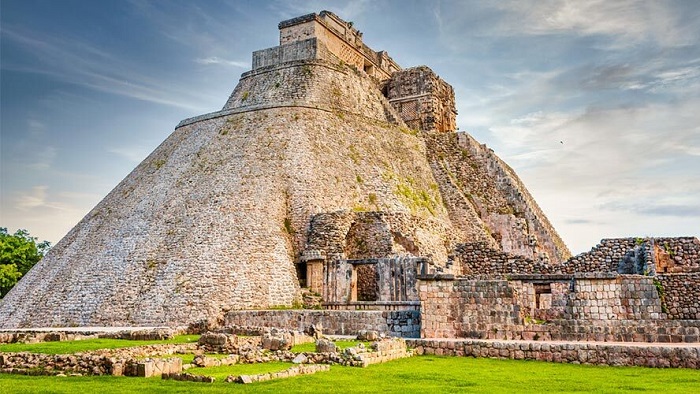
[252,38,333,70]
[569,276,664,320]
[419,276,696,342]
[278,11,399,80]
[305,211,454,270]
[407,339,700,369]
[222,59,395,123]
[419,278,520,338]
[456,242,551,277]
[387,66,457,133]
[223,310,421,338]
[650,237,700,273]
[560,238,642,273]
[424,131,570,264]
[658,273,700,320]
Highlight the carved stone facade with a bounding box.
[251,11,399,81]
[387,67,457,133]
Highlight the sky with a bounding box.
[1,0,698,255]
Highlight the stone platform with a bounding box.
[406,338,700,369]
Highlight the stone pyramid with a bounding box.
[0,11,569,328]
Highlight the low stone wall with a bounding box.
[658,273,700,320]
[456,242,550,277]
[228,364,330,384]
[224,310,420,338]
[0,327,179,344]
[0,342,195,376]
[0,331,99,344]
[162,372,215,383]
[406,339,700,369]
[493,320,700,343]
[0,353,183,377]
[357,338,412,366]
[125,358,182,378]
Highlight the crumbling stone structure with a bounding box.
[419,237,700,342]
[387,66,457,133]
[263,11,400,81]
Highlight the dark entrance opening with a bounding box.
[296,263,307,288]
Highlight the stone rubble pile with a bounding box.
[162,372,215,383]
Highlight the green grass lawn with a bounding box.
[1,356,698,393]
[0,335,200,354]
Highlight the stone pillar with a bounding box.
[350,266,358,302]
[307,261,324,294]
[300,249,327,296]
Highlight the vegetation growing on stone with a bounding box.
[394,177,439,216]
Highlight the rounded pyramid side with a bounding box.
[0,60,459,328]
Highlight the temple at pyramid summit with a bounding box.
[1,11,698,347]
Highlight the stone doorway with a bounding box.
[356,264,379,301]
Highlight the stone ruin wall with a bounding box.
[454,237,699,320]
[456,242,551,277]
[386,66,457,133]
[222,58,396,123]
[304,211,455,271]
[223,310,421,338]
[406,338,700,369]
[277,11,400,81]
[321,257,422,306]
[419,277,700,343]
[425,131,571,264]
[647,237,700,273]
[456,237,700,276]
[658,273,700,320]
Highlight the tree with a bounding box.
[0,228,51,297]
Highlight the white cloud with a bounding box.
[195,57,249,68]
[5,185,96,244]
[107,146,152,163]
[1,26,213,112]
[492,0,695,48]
[15,186,50,210]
